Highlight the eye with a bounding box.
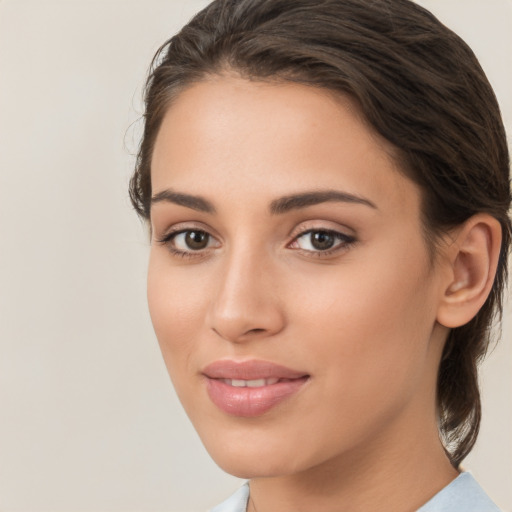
[157,228,220,257]
[173,230,213,251]
[290,229,355,253]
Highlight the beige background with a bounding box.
[0,1,510,511]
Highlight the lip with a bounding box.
[203,359,310,417]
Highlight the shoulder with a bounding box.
[208,473,502,512]
[417,472,503,512]
[208,482,250,512]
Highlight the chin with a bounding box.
[212,451,302,480]
[195,422,322,479]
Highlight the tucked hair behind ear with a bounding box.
[130,0,511,467]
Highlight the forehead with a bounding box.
[151,76,420,218]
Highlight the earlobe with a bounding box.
[436,214,502,329]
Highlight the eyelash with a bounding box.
[156,229,216,259]
[156,227,357,259]
[290,229,356,257]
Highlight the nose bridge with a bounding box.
[209,240,284,342]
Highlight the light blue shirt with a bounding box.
[209,472,502,512]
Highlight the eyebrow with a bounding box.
[151,189,216,213]
[270,190,377,214]
[150,188,377,215]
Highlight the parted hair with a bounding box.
[130,0,511,467]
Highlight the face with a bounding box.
[148,76,449,479]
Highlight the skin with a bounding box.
[148,76,462,512]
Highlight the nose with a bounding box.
[207,248,286,343]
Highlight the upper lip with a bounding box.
[202,359,308,380]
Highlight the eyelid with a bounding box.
[290,229,355,249]
[155,222,221,259]
[154,220,356,258]
[154,221,220,244]
[287,220,356,241]
[287,221,357,256]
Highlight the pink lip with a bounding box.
[203,360,309,417]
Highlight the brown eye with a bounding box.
[292,229,356,253]
[169,230,216,252]
[310,231,336,250]
[184,230,210,250]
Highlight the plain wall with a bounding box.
[0,1,510,511]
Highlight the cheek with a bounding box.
[289,244,436,397]
[147,252,209,369]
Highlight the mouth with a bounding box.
[202,360,310,417]
[218,377,285,387]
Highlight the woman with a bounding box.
[130,0,510,510]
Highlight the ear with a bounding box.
[436,214,502,329]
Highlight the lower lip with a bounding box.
[205,377,309,417]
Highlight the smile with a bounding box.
[220,378,281,387]
[203,360,310,417]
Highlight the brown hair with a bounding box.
[130,0,511,467]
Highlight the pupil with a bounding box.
[185,231,208,250]
[311,231,334,250]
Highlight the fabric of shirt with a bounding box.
[208,472,502,512]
